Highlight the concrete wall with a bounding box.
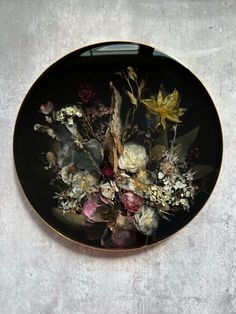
[0,1,235,313]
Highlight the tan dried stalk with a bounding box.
[102,82,123,174]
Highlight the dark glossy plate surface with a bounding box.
[14,42,222,250]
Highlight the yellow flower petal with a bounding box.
[157,89,164,104]
[141,99,159,114]
[163,89,179,109]
[165,114,181,123]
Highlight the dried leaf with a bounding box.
[127,66,137,81]
[138,79,145,96]
[192,164,214,180]
[52,207,86,228]
[72,146,101,172]
[45,116,52,123]
[65,123,80,138]
[155,129,168,149]
[110,82,123,149]
[51,141,62,155]
[34,124,56,139]
[151,145,166,161]
[92,205,117,223]
[102,131,114,165]
[114,71,122,77]
[57,143,73,168]
[175,126,200,161]
[54,124,74,143]
[45,151,57,169]
[84,139,104,164]
[126,90,137,105]
[101,228,113,247]
[113,145,118,174]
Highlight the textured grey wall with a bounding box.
[0,0,235,313]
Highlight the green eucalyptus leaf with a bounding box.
[114,71,122,77]
[52,207,85,228]
[192,164,214,180]
[175,126,200,161]
[151,144,166,161]
[72,139,103,172]
[155,129,168,149]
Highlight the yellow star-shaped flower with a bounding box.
[141,87,186,129]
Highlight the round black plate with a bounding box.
[14,42,222,251]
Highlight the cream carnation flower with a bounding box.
[118,142,148,173]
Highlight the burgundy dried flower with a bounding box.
[111,229,137,247]
[102,165,114,177]
[40,101,54,114]
[120,191,144,213]
[78,84,96,104]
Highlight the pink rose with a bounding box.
[120,191,144,213]
[82,199,98,221]
[40,101,54,114]
[82,193,112,222]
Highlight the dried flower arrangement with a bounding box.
[34,67,213,248]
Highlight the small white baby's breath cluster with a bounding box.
[151,147,197,212]
[162,147,179,164]
[56,105,83,125]
[54,192,80,214]
[158,170,196,210]
[145,185,166,206]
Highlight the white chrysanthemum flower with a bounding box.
[118,142,148,173]
[134,205,159,236]
[60,163,75,185]
[60,165,99,196]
